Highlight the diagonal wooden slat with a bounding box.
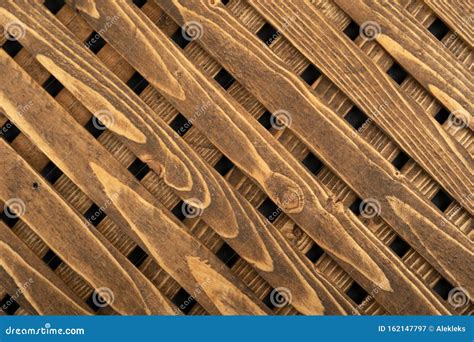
[424,0,473,48]
[69,0,456,314]
[0,220,90,315]
[0,0,357,315]
[0,50,270,316]
[154,0,473,298]
[333,0,474,132]
[250,0,473,215]
[0,139,177,315]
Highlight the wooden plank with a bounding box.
[153,0,473,299]
[0,139,177,315]
[250,0,473,215]
[0,50,270,316]
[0,0,356,315]
[0,221,90,315]
[333,0,474,131]
[70,0,454,314]
[424,0,473,48]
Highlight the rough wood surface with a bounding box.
[0,0,472,316]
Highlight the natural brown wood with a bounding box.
[0,0,471,316]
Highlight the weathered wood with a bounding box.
[250,0,473,214]
[0,0,357,315]
[0,49,270,315]
[154,0,473,297]
[68,0,458,314]
[334,0,473,131]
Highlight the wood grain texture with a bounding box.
[66,0,461,314]
[334,0,474,132]
[0,0,471,316]
[0,0,357,315]
[0,49,270,315]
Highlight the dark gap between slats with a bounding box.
[391,150,410,170]
[0,203,20,228]
[171,27,191,49]
[83,204,107,227]
[302,152,324,175]
[213,155,234,176]
[2,39,23,57]
[300,64,321,86]
[258,198,281,223]
[84,31,106,54]
[433,278,454,300]
[221,0,230,5]
[40,161,64,184]
[431,189,453,212]
[389,235,410,258]
[43,0,65,14]
[127,158,150,181]
[214,68,235,90]
[171,200,186,221]
[427,18,450,41]
[172,288,196,314]
[344,106,369,131]
[256,23,279,46]
[434,107,450,125]
[346,282,368,305]
[0,294,20,315]
[386,62,407,85]
[343,21,360,41]
[305,243,325,263]
[262,289,276,310]
[126,71,149,95]
[169,113,192,137]
[257,111,274,130]
[127,246,148,268]
[0,120,21,143]
[42,249,63,270]
[84,117,107,139]
[42,75,64,97]
[132,0,147,8]
[215,242,239,268]
[349,197,363,216]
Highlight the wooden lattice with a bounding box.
[0,0,472,316]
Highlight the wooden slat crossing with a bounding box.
[0,0,471,316]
